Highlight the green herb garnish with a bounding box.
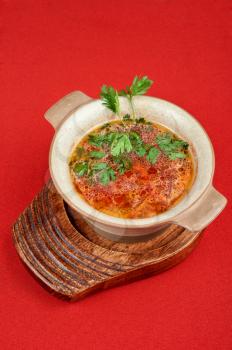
[100,85,120,115]
[135,117,146,124]
[135,145,147,157]
[129,131,142,143]
[123,114,131,121]
[100,76,153,119]
[99,167,116,185]
[89,151,105,159]
[130,76,154,96]
[73,162,88,177]
[92,162,108,171]
[92,162,116,185]
[135,117,152,125]
[73,108,189,186]
[156,133,189,160]
[113,156,132,174]
[88,134,107,147]
[128,131,147,157]
[119,76,153,119]
[111,133,133,157]
[146,146,160,164]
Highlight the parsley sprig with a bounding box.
[100,86,120,115]
[113,156,132,174]
[119,76,153,119]
[73,162,88,177]
[156,133,189,160]
[100,76,153,119]
[119,76,153,97]
[147,147,160,164]
[92,162,116,185]
[111,133,133,156]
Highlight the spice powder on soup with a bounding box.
[69,118,195,219]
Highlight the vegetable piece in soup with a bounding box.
[69,118,194,218]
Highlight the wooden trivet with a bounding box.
[12,180,202,301]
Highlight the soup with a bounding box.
[69,117,195,218]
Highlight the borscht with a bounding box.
[69,117,194,218]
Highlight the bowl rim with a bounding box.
[49,96,215,228]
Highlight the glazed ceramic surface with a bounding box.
[45,91,227,239]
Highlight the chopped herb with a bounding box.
[72,118,189,187]
[156,133,189,160]
[100,85,120,115]
[99,167,116,185]
[135,145,147,157]
[114,156,132,174]
[92,162,108,171]
[135,117,153,125]
[89,151,105,159]
[73,162,88,177]
[88,134,106,147]
[105,132,117,144]
[135,117,146,124]
[168,152,187,160]
[123,114,131,121]
[146,147,160,164]
[129,131,142,143]
[111,133,133,157]
[128,131,147,156]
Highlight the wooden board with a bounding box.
[12,180,202,301]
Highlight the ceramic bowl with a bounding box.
[45,91,227,240]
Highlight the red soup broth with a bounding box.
[69,120,195,218]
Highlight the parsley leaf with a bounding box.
[89,151,105,159]
[129,131,142,143]
[123,114,131,121]
[135,117,152,125]
[99,167,116,185]
[129,131,147,156]
[135,145,147,157]
[168,152,186,160]
[114,156,132,174]
[73,162,88,177]
[88,134,106,147]
[119,76,153,119]
[156,133,189,160]
[119,76,153,97]
[100,85,120,115]
[92,162,108,171]
[105,132,117,144]
[111,133,133,157]
[146,147,160,164]
[135,117,146,124]
[130,76,154,96]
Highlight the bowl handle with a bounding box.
[172,186,227,232]
[44,91,93,129]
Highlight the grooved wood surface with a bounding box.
[12,180,202,301]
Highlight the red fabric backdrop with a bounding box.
[1,1,232,349]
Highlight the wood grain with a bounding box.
[12,180,202,301]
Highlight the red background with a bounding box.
[1,1,232,349]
